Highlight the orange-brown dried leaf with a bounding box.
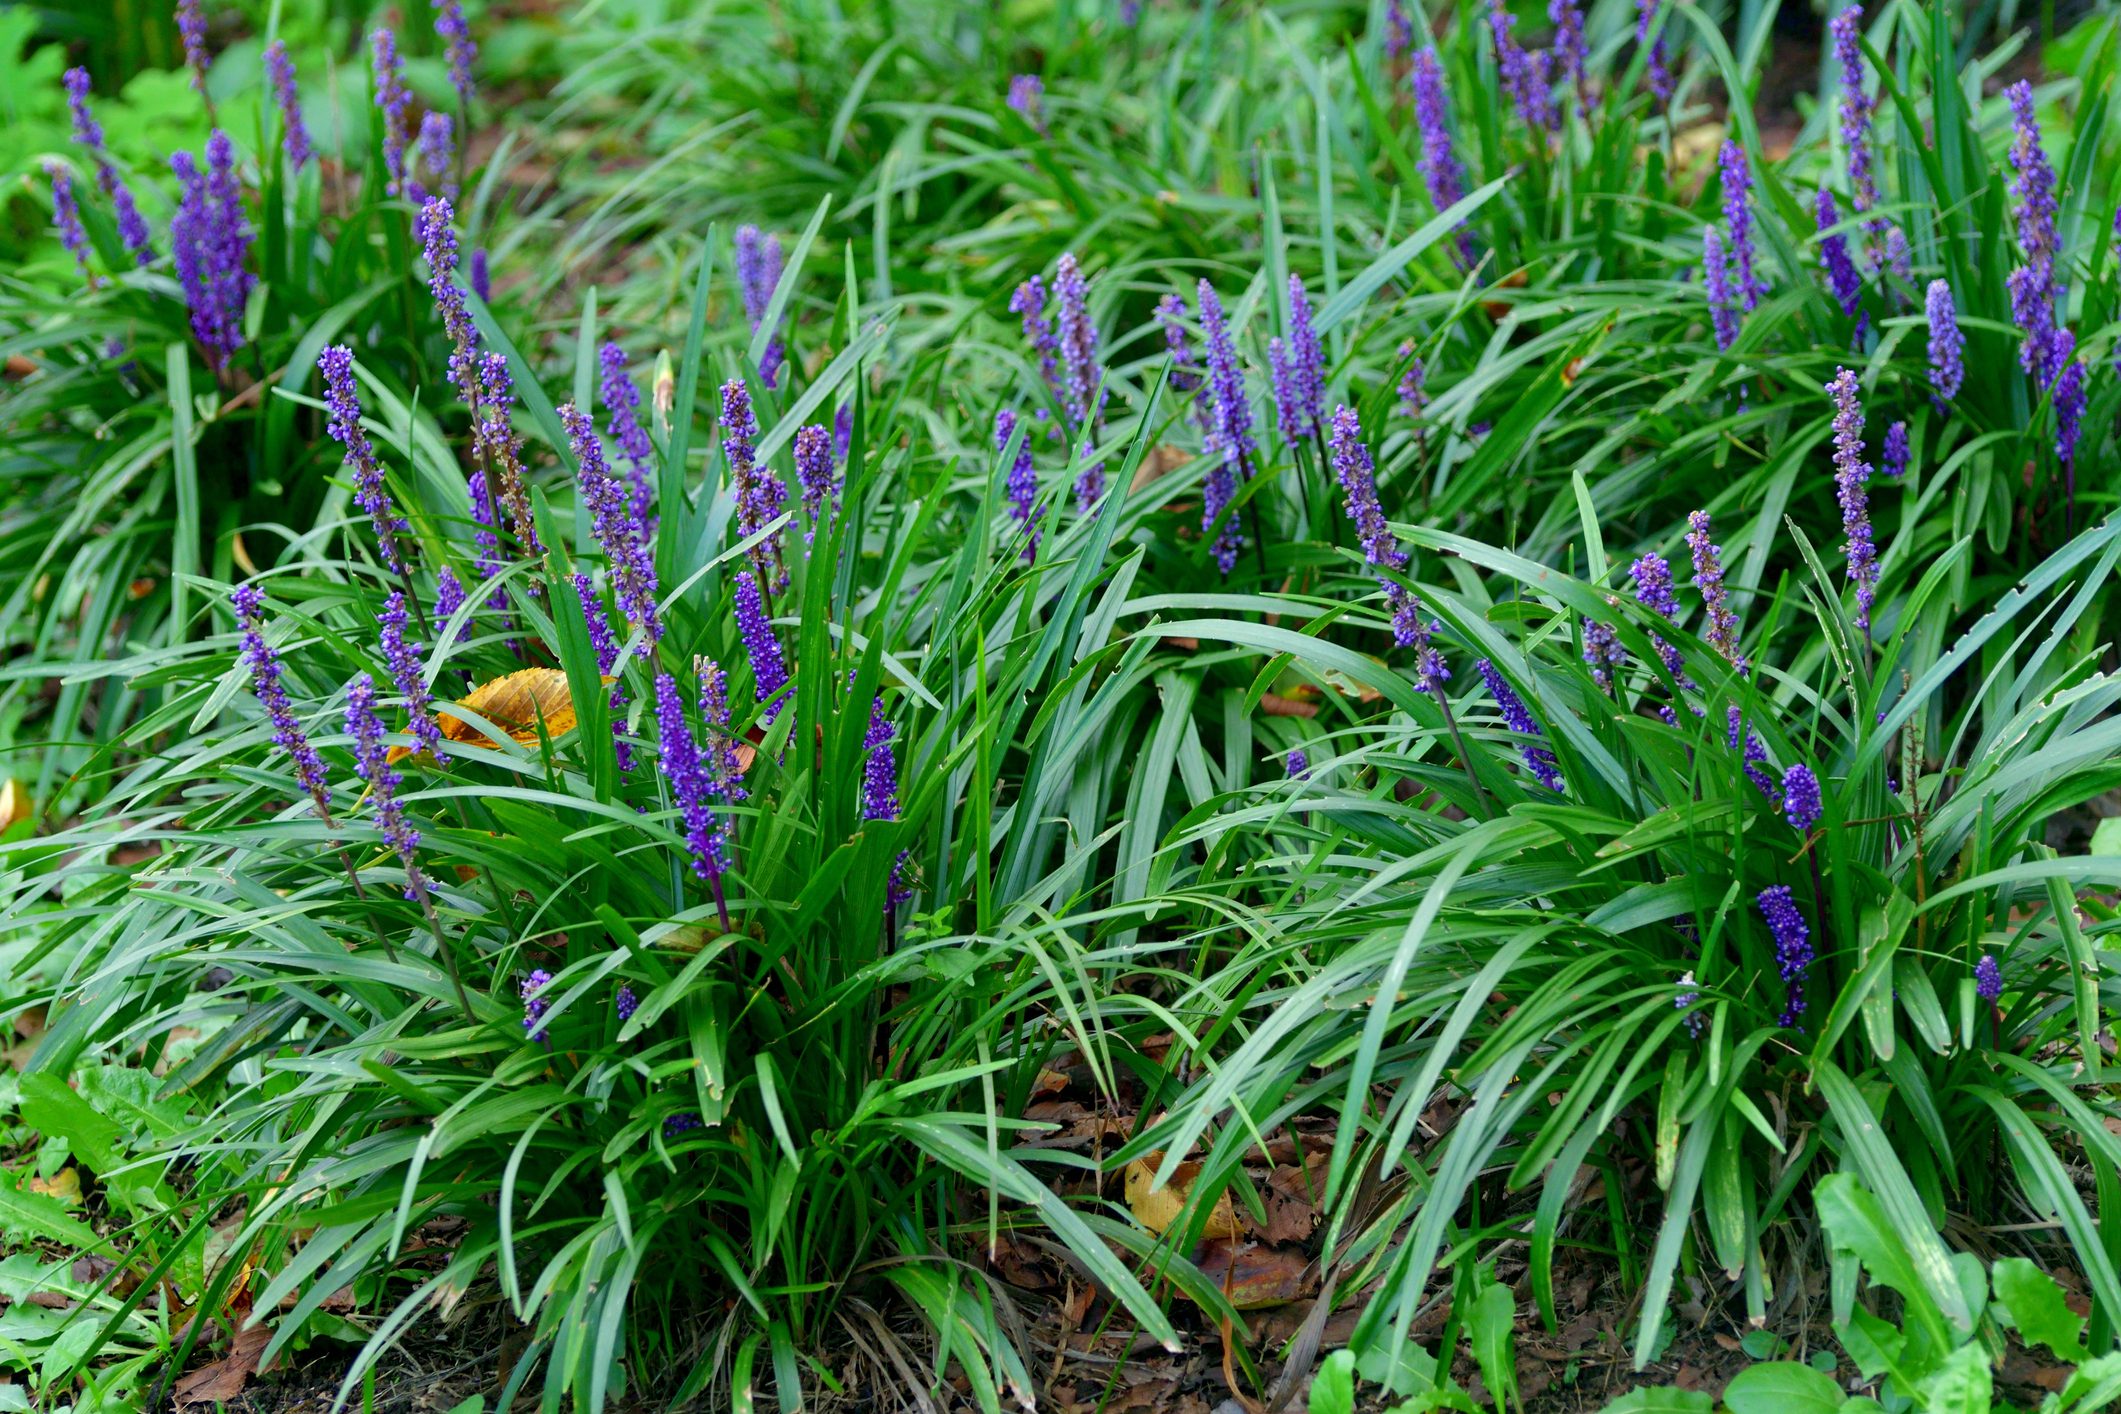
[391,668,608,765]
[1192,1239,1311,1309]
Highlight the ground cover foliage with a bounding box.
[2,0,2121,1409]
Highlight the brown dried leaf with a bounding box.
[1131,444,1194,492]
[172,1324,271,1408]
[29,1168,81,1205]
[1124,1153,1240,1239]
[1258,694,1318,719]
[1192,1239,1310,1309]
[391,668,606,765]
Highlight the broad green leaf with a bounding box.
[1722,1362,1846,1414]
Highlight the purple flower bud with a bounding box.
[380,591,445,760]
[995,410,1040,562]
[233,583,334,815]
[860,696,900,821]
[656,670,728,885]
[1925,279,1965,407]
[615,983,638,1022]
[177,0,210,95]
[469,247,490,303]
[1637,0,1673,107]
[1685,510,1746,672]
[1476,658,1563,792]
[599,342,657,532]
[1757,884,1812,1027]
[2006,81,2061,390]
[1782,762,1821,831]
[1974,953,2002,1002]
[720,379,788,590]
[1881,420,1909,478]
[1410,50,1476,267]
[467,472,509,610]
[265,41,313,170]
[520,969,553,1043]
[434,0,478,107]
[734,570,790,726]
[794,423,838,545]
[370,29,414,198]
[319,346,410,576]
[1827,367,1878,631]
[345,671,427,898]
[1719,141,1765,312]
[563,401,662,643]
[734,224,785,389]
[45,163,93,282]
[1007,74,1047,134]
[1286,748,1309,778]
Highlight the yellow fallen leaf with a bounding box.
[390,668,609,765]
[1124,1152,1240,1240]
[0,779,30,831]
[30,1167,82,1205]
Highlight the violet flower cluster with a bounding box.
[1489,5,1551,133]
[1830,11,1890,266]
[734,571,791,727]
[345,672,427,899]
[177,0,210,95]
[371,29,414,197]
[1719,141,1765,312]
[45,165,92,282]
[320,345,410,578]
[171,132,254,370]
[1396,342,1428,433]
[1007,74,1047,134]
[1637,0,1673,107]
[63,68,152,265]
[379,591,446,761]
[655,671,729,887]
[794,423,840,546]
[1974,953,2002,1002]
[1881,420,1909,479]
[573,572,635,772]
[1286,749,1309,779]
[264,41,313,171]
[1582,610,1624,691]
[1410,50,1476,267]
[1477,659,1563,792]
[1197,280,1254,571]
[1055,254,1106,506]
[1011,276,1065,408]
[735,225,786,389]
[995,410,1041,562]
[720,378,789,590]
[1269,276,1325,446]
[1924,280,1965,407]
[1757,884,1812,1027]
[1685,511,1746,673]
[860,697,901,822]
[1781,762,1821,832]
[1385,0,1414,59]
[434,0,478,107]
[1816,188,1865,338]
[1549,0,1589,116]
[1727,706,1778,805]
[1329,406,1446,690]
[521,970,552,1044]
[1702,227,1740,352]
[1826,367,1878,631]
[1629,553,1697,705]
[2005,81,2063,391]
[599,342,658,530]
[232,584,334,816]
[409,111,457,206]
[563,401,663,642]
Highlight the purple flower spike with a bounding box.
[434,0,478,107]
[420,198,483,403]
[345,671,427,899]
[170,133,254,368]
[720,378,789,590]
[563,401,662,643]
[434,567,466,625]
[734,571,791,726]
[794,423,839,545]
[469,248,490,303]
[380,591,445,761]
[1011,276,1065,407]
[1975,953,2002,1002]
[1827,367,1878,631]
[320,346,410,577]
[1685,510,1747,673]
[1197,279,1254,562]
[1925,280,1964,407]
[1489,4,1547,132]
[45,164,93,282]
[2006,81,2061,390]
[1703,226,1740,352]
[1329,405,1445,689]
[1411,50,1476,267]
[1757,884,1812,1027]
[265,41,313,170]
[1271,276,1324,445]
[177,0,210,95]
[1396,341,1429,430]
[1287,748,1309,778]
[615,983,639,1022]
[699,661,746,804]
[735,224,786,389]
[1675,970,1704,1037]
[1476,658,1564,792]
[995,409,1040,562]
[1385,0,1414,59]
[232,583,334,817]
[1583,612,1625,690]
[1816,188,1865,337]
[1637,0,1673,107]
[1881,420,1909,478]
[1719,141,1765,312]
[1629,554,1696,692]
[1782,762,1821,831]
[1728,705,1777,802]
[1550,0,1589,116]
[1055,254,1106,504]
[860,696,900,822]
[370,29,414,197]
[1007,74,1047,134]
[473,351,537,554]
[599,343,657,532]
[409,110,457,205]
[64,67,105,149]
[2051,331,2086,468]
[520,970,553,1043]
[655,671,728,885]
[467,472,508,609]
[63,70,151,266]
